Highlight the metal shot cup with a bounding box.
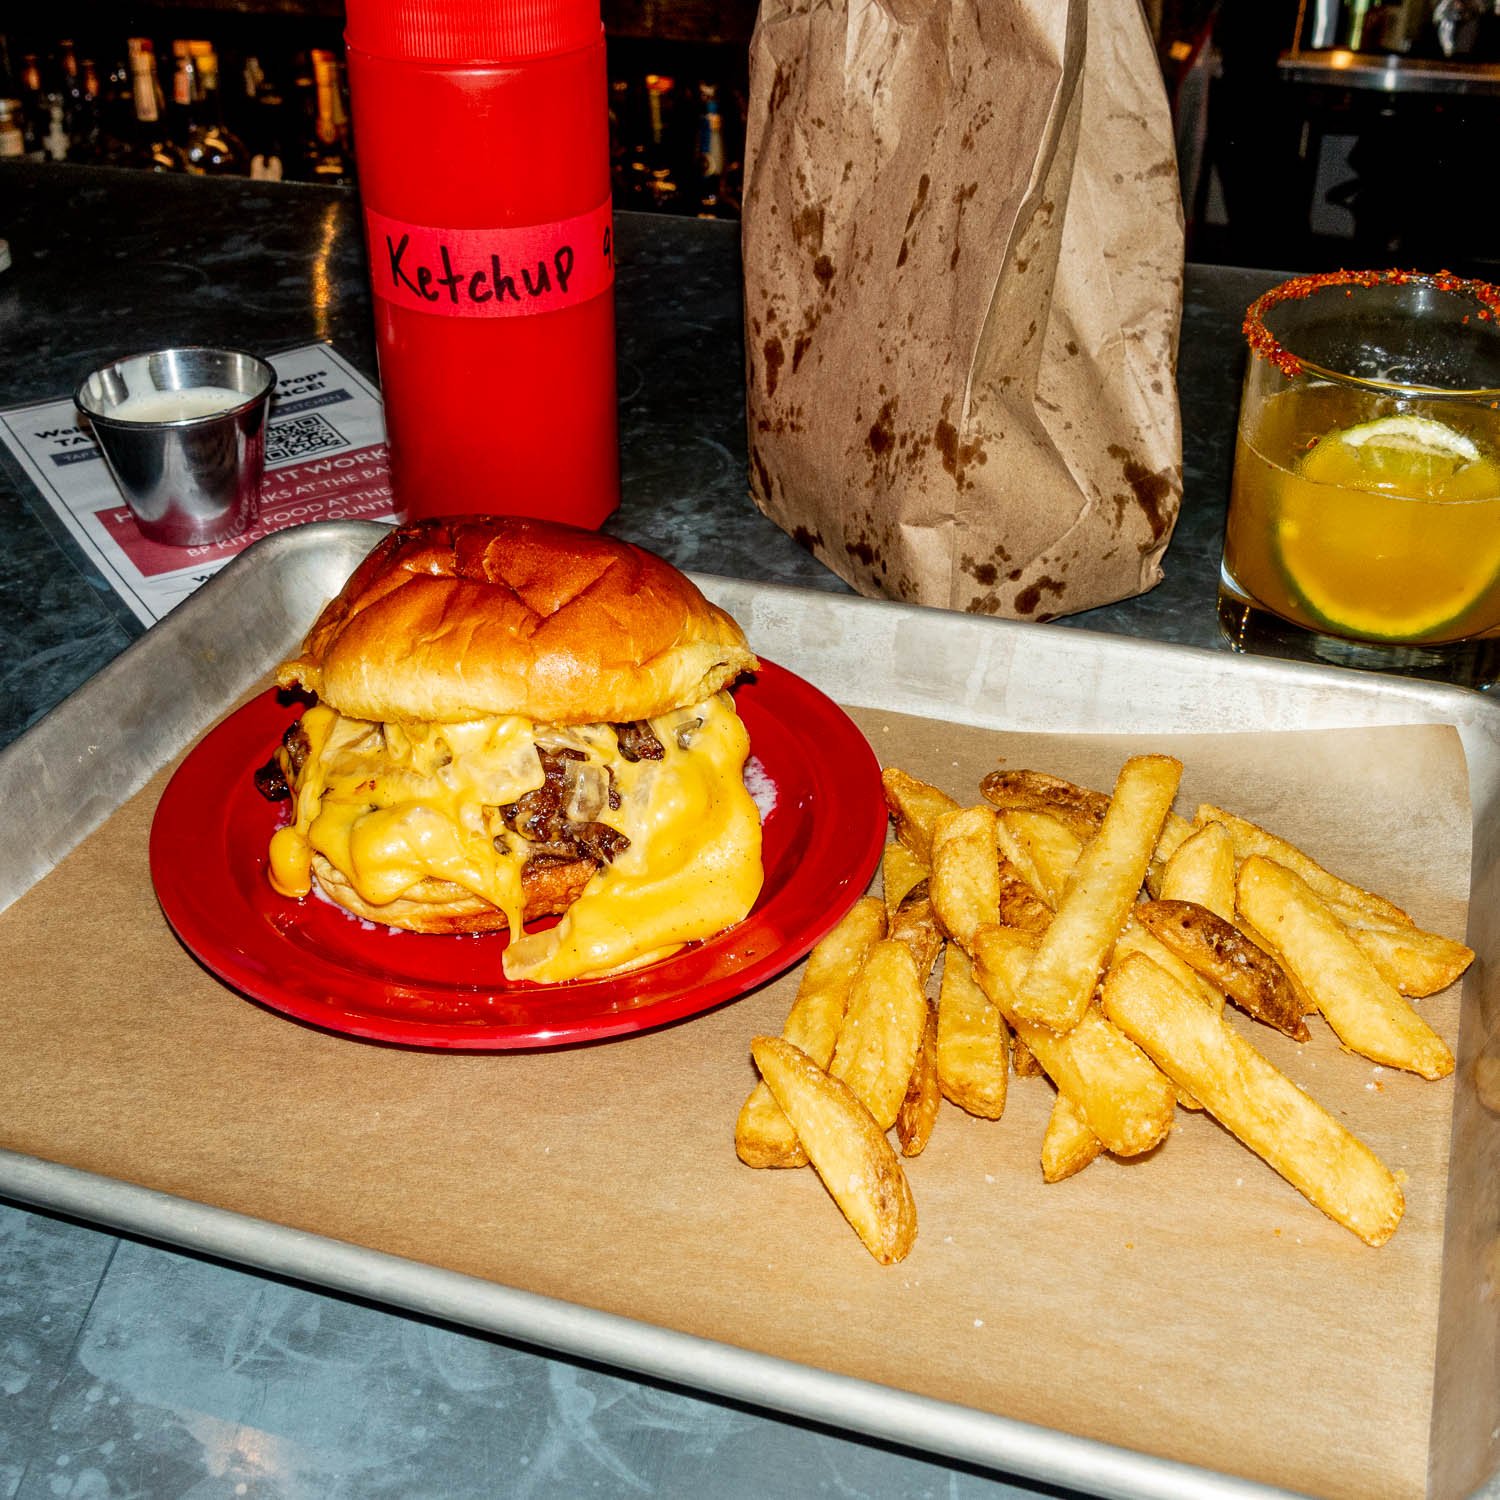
[75,347,276,547]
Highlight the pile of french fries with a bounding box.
[738,754,1473,1263]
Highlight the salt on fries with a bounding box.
[994,811,1079,909]
[738,755,1471,1261]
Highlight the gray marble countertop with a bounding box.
[0,162,1294,1500]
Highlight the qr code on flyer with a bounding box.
[267,413,345,466]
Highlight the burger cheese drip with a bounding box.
[265,691,763,982]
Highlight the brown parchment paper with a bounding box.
[0,713,1480,1500]
[741,0,1184,620]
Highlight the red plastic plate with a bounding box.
[149,662,885,1049]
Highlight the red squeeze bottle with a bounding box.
[343,0,619,527]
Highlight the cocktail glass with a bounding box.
[1219,270,1500,687]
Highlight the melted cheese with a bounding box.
[266,693,763,983]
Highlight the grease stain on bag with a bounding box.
[741,0,1184,620]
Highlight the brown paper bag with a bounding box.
[742,0,1185,620]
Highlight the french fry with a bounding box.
[1109,916,1213,1110]
[750,1036,917,1264]
[1151,812,1196,876]
[936,943,1008,1119]
[882,841,928,920]
[896,1002,941,1156]
[1012,1035,1043,1077]
[997,857,1054,936]
[1003,999,1177,1157]
[1136,898,1308,1041]
[991,815,1051,902]
[1100,953,1405,1247]
[1041,1091,1103,1183]
[881,836,943,981]
[882,768,959,864]
[829,939,929,1130]
[1237,897,1471,1004]
[1014,754,1183,1032]
[1233,908,1321,1023]
[888,891,944,981]
[1338,918,1474,999]
[984,767,1194,872]
[1196,803,1411,927]
[735,896,887,1168]
[996,811,1081,907]
[974,925,1176,1157]
[1158,820,1236,922]
[980,768,1110,842]
[1236,857,1454,1080]
[1114,914,1225,1015]
[930,806,1000,948]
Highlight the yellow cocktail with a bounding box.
[1219,270,1500,684]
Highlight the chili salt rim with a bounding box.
[1243,268,1500,382]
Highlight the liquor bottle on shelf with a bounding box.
[0,98,25,161]
[166,43,198,144]
[166,41,248,176]
[18,46,71,163]
[93,59,137,167]
[37,93,68,162]
[692,81,731,219]
[56,40,94,159]
[301,48,353,185]
[126,38,186,172]
[0,36,31,161]
[607,75,639,206]
[1342,0,1373,49]
[235,56,287,181]
[642,73,683,211]
[17,53,47,161]
[69,54,104,162]
[178,43,249,176]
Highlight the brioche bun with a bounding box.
[276,515,759,724]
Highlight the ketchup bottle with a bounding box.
[344,0,619,527]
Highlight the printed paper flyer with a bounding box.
[0,344,395,625]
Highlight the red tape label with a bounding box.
[364,199,614,319]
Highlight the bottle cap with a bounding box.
[344,0,601,64]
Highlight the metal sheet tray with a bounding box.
[3,520,1497,1500]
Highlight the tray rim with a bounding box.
[5,518,1498,1500]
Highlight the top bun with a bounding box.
[276,516,759,725]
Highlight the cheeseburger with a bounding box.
[258,516,764,983]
